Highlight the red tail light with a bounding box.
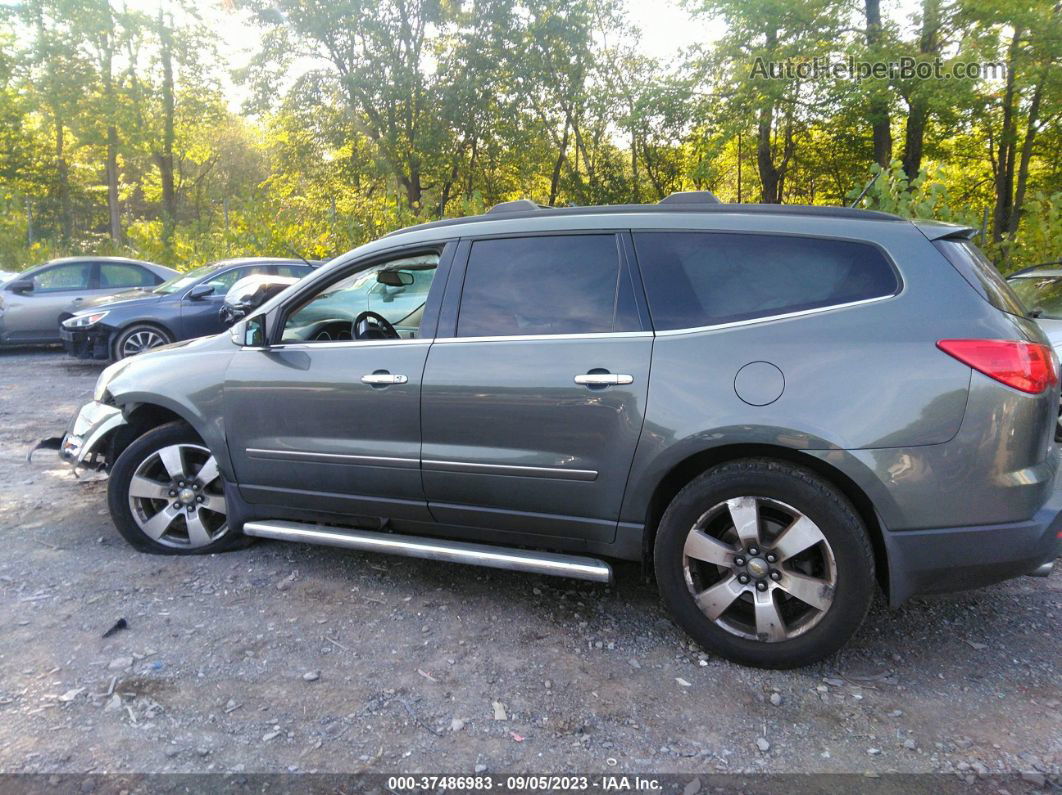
[937,339,1059,394]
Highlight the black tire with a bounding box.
[654,458,875,669]
[108,422,241,555]
[112,323,173,360]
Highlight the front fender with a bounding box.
[56,401,127,470]
[104,334,237,479]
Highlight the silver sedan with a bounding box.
[0,257,178,346]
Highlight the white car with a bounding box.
[1006,261,1062,439]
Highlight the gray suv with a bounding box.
[49,194,1062,668]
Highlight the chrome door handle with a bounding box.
[574,373,634,386]
[361,373,408,385]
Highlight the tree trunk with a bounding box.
[900,0,941,181]
[101,20,121,243]
[992,27,1024,242]
[106,125,120,242]
[864,0,892,168]
[756,28,785,203]
[1009,72,1045,237]
[54,110,72,242]
[757,104,782,203]
[549,121,570,207]
[156,11,177,254]
[901,99,928,182]
[630,113,639,202]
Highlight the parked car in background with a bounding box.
[60,257,318,360]
[219,274,300,327]
[0,270,16,284]
[0,257,177,347]
[1006,260,1062,439]
[50,195,1061,669]
[1007,261,1062,348]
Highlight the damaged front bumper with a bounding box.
[33,401,127,472]
[60,327,113,360]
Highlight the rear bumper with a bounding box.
[60,327,112,360]
[885,498,1062,605]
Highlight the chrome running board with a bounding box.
[243,520,613,583]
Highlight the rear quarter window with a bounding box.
[934,238,1026,316]
[633,232,899,330]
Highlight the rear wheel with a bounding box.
[113,324,172,360]
[654,458,875,668]
[108,422,238,555]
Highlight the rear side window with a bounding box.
[457,235,625,337]
[935,238,1026,316]
[100,263,157,288]
[275,264,311,278]
[633,232,899,330]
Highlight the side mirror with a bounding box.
[229,316,267,347]
[377,270,414,287]
[8,278,33,294]
[244,315,266,347]
[187,283,215,300]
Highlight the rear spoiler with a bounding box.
[912,220,977,242]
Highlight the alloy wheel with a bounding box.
[127,443,227,549]
[682,496,837,642]
[121,328,167,357]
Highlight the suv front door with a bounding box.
[420,233,653,544]
[223,245,453,521]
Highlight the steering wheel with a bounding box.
[352,310,399,340]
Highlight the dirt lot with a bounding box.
[0,348,1058,784]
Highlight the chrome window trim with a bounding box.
[267,337,434,351]
[653,293,899,337]
[434,330,654,344]
[246,448,419,467]
[243,296,895,348]
[422,459,598,481]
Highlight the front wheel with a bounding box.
[108,422,238,555]
[113,324,173,360]
[654,458,875,669]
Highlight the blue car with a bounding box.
[60,257,317,360]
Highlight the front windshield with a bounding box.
[1008,276,1062,320]
[153,262,220,294]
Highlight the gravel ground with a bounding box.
[0,348,1059,784]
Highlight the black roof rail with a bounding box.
[486,199,545,215]
[659,191,720,205]
[383,201,903,237]
[1010,260,1062,276]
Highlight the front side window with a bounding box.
[457,235,622,337]
[154,263,220,295]
[281,253,439,343]
[203,267,258,294]
[101,263,156,288]
[32,263,93,293]
[633,232,899,330]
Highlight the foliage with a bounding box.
[0,0,1058,273]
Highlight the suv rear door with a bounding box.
[420,233,652,544]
